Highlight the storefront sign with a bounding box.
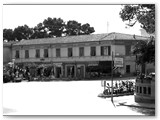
[53,63,62,67]
[88,63,98,66]
[114,57,123,67]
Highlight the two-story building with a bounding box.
[3,41,18,65]
[11,32,150,79]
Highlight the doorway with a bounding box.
[66,65,75,78]
[56,67,61,78]
[77,65,85,79]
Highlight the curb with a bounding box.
[117,102,155,109]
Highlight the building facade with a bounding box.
[3,42,12,65]
[3,41,18,65]
[11,32,150,79]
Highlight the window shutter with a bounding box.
[101,46,104,56]
[108,46,111,56]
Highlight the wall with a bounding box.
[3,45,12,64]
[115,45,125,55]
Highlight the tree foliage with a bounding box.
[43,17,65,37]
[81,23,95,35]
[30,23,48,39]
[13,25,33,41]
[64,21,95,36]
[65,20,81,36]
[3,29,14,41]
[133,38,155,65]
[120,4,155,34]
[3,17,95,41]
[120,4,155,65]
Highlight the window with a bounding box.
[101,46,111,56]
[91,46,96,56]
[68,48,73,57]
[126,65,130,73]
[44,49,48,58]
[25,50,29,58]
[143,87,147,94]
[79,47,84,57]
[35,49,40,58]
[148,87,151,94]
[140,87,142,93]
[56,48,61,57]
[125,45,131,56]
[15,50,19,58]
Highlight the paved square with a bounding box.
[3,81,143,115]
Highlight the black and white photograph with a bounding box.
[2,3,155,116]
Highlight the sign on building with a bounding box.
[114,57,123,67]
[53,63,62,67]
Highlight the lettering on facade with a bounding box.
[53,63,62,67]
[114,57,123,67]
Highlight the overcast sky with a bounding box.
[3,4,142,35]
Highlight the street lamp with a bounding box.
[111,52,121,103]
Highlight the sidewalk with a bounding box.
[114,96,155,109]
[117,101,155,109]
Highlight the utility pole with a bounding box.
[111,51,114,102]
[107,21,109,33]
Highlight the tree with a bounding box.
[120,4,155,66]
[65,20,81,36]
[30,23,49,39]
[64,21,95,36]
[3,17,95,41]
[120,4,155,34]
[133,37,155,65]
[3,29,14,41]
[80,23,95,35]
[13,25,33,41]
[43,17,65,37]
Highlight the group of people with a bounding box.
[4,65,31,82]
[103,80,135,95]
[3,64,57,82]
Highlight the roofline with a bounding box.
[12,32,150,46]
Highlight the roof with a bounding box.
[13,32,150,46]
[3,41,19,47]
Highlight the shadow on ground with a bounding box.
[3,107,17,114]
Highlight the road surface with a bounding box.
[3,80,151,115]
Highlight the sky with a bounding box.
[3,4,142,35]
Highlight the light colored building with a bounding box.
[11,32,150,79]
[3,41,18,65]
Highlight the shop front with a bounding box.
[53,63,63,78]
[64,62,86,79]
[65,64,76,78]
[15,62,63,79]
[86,61,112,79]
[76,64,85,79]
